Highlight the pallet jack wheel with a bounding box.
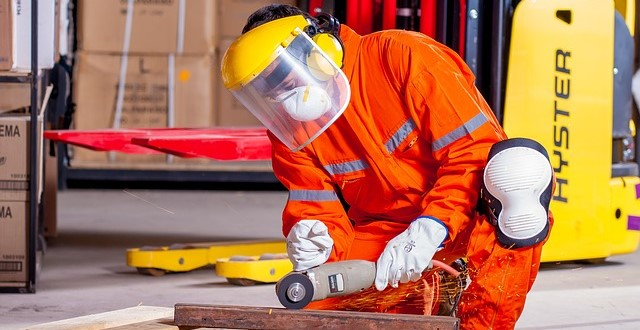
[578,258,607,265]
[137,267,167,276]
[225,256,262,286]
[226,278,263,286]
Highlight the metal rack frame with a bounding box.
[59,166,278,189]
[0,0,41,293]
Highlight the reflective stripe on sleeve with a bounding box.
[385,119,417,153]
[324,160,368,175]
[432,112,488,151]
[289,189,340,202]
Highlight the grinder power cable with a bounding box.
[275,259,463,309]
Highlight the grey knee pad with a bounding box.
[480,138,553,249]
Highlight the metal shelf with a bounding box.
[0,72,32,83]
[55,144,278,189]
[62,168,277,184]
[59,166,278,190]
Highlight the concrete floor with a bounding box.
[1,188,639,329]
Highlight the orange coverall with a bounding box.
[270,25,551,329]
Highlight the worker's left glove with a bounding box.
[375,216,448,291]
[286,220,334,271]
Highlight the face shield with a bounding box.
[228,29,351,152]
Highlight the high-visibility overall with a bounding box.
[270,25,551,329]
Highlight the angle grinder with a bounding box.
[275,259,466,309]
[275,260,376,309]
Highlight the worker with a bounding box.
[221,4,554,329]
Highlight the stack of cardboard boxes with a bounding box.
[0,112,44,287]
[72,0,294,168]
[0,0,55,287]
[73,0,218,164]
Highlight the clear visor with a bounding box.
[230,31,350,152]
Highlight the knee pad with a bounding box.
[481,138,553,249]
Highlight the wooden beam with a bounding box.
[174,304,459,329]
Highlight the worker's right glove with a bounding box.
[375,216,448,291]
[286,220,334,271]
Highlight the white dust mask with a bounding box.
[277,85,332,121]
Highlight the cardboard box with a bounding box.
[72,51,215,163]
[0,82,30,112]
[8,0,56,71]
[219,0,295,38]
[77,0,217,55]
[0,0,11,70]
[1,0,57,71]
[0,200,28,283]
[0,110,44,201]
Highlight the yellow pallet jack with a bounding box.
[126,240,287,279]
[215,253,293,286]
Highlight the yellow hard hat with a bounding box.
[221,15,344,91]
[221,15,310,90]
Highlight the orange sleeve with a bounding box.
[404,43,506,241]
[269,132,354,262]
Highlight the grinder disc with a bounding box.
[275,272,314,309]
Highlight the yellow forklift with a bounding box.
[502,0,640,263]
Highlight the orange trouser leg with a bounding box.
[457,214,553,330]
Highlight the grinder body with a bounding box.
[276,260,376,309]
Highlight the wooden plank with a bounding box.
[27,306,173,330]
[174,304,459,329]
[106,317,180,330]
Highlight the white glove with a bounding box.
[286,220,334,271]
[375,216,448,291]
